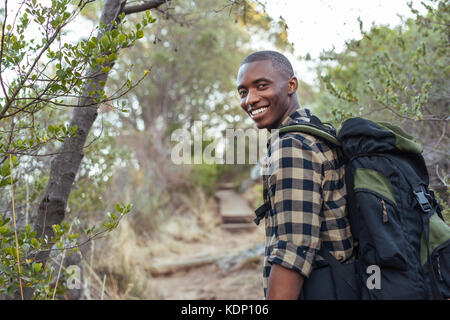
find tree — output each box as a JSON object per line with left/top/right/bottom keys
{"left": 0, "top": 0, "right": 296, "bottom": 299}
{"left": 314, "top": 0, "right": 449, "bottom": 205}
{"left": 106, "top": 0, "right": 293, "bottom": 133}
{"left": 101, "top": 0, "right": 295, "bottom": 197}
{"left": 0, "top": 0, "right": 166, "bottom": 299}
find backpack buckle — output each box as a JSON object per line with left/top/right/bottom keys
{"left": 254, "top": 202, "right": 270, "bottom": 225}
{"left": 413, "top": 189, "right": 432, "bottom": 213}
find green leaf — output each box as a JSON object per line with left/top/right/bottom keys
{"left": 108, "top": 53, "right": 117, "bottom": 62}
{"left": 22, "top": 243, "right": 30, "bottom": 253}
{"left": 31, "top": 238, "right": 40, "bottom": 248}
{"left": 111, "top": 29, "right": 119, "bottom": 39}
{"left": 117, "top": 34, "right": 126, "bottom": 44}
{"left": 6, "top": 285, "right": 14, "bottom": 298}
{"left": 0, "top": 225, "right": 12, "bottom": 235}
{"left": 33, "top": 263, "right": 42, "bottom": 273}
{"left": 0, "top": 162, "right": 11, "bottom": 177}
{"left": 50, "top": 83, "right": 60, "bottom": 92}
{"left": 0, "top": 218, "right": 10, "bottom": 227}
{"left": 100, "top": 35, "right": 110, "bottom": 48}
{"left": 87, "top": 40, "right": 96, "bottom": 49}
{"left": 56, "top": 69, "right": 66, "bottom": 79}
{"left": 50, "top": 19, "right": 59, "bottom": 29}
{"left": 63, "top": 12, "right": 70, "bottom": 21}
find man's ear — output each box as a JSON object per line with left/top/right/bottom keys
{"left": 287, "top": 76, "right": 298, "bottom": 96}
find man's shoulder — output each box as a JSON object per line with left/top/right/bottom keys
{"left": 273, "top": 130, "right": 334, "bottom": 159}
{"left": 267, "top": 131, "right": 344, "bottom": 175}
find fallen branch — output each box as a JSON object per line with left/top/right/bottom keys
{"left": 148, "top": 255, "right": 222, "bottom": 276}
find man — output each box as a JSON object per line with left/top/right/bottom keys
{"left": 236, "top": 51, "right": 354, "bottom": 300}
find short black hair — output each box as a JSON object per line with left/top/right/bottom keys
{"left": 241, "top": 51, "right": 294, "bottom": 78}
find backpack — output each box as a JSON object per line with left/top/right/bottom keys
{"left": 255, "top": 116, "right": 450, "bottom": 299}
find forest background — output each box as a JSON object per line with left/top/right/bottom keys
{"left": 0, "top": 0, "right": 448, "bottom": 299}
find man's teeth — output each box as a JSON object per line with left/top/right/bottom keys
{"left": 251, "top": 107, "right": 268, "bottom": 116}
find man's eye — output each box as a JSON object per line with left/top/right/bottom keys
{"left": 257, "top": 83, "right": 268, "bottom": 89}
{"left": 239, "top": 90, "right": 247, "bottom": 97}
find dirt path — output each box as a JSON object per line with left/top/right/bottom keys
{"left": 215, "top": 189, "right": 254, "bottom": 222}
{"left": 146, "top": 189, "right": 266, "bottom": 300}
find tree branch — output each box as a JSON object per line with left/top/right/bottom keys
{"left": 121, "top": 0, "right": 167, "bottom": 15}
{"left": 0, "top": 0, "right": 10, "bottom": 101}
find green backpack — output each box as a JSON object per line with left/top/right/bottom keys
{"left": 256, "top": 116, "right": 450, "bottom": 299}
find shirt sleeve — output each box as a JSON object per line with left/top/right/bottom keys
{"left": 266, "top": 135, "right": 326, "bottom": 279}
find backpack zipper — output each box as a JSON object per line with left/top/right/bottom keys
{"left": 380, "top": 199, "right": 388, "bottom": 223}
{"left": 437, "top": 256, "right": 443, "bottom": 281}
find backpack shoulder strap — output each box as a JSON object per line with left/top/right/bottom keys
{"left": 278, "top": 116, "right": 341, "bottom": 148}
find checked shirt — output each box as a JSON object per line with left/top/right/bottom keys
{"left": 261, "top": 108, "right": 354, "bottom": 297}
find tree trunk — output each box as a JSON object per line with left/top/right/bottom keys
{"left": 21, "top": 0, "right": 165, "bottom": 300}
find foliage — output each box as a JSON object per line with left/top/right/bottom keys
{"left": 67, "top": 116, "right": 133, "bottom": 217}
{"left": 0, "top": 0, "right": 157, "bottom": 298}
{"left": 316, "top": 0, "right": 448, "bottom": 123}
{"left": 101, "top": 0, "right": 294, "bottom": 207}
{"left": 189, "top": 163, "right": 228, "bottom": 195}
{"left": 0, "top": 202, "right": 131, "bottom": 299}
{"left": 106, "top": 0, "right": 294, "bottom": 134}
{"left": 314, "top": 0, "right": 449, "bottom": 202}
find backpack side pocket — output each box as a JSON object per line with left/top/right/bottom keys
{"left": 353, "top": 168, "right": 408, "bottom": 270}
{"left": 421, "top": 212, "right": 450, "bottom": 299}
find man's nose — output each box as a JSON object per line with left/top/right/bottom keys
{"left": 245, "top": 89, "right": 260, "bottom": 108}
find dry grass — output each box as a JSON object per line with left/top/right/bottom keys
{"left": 86, "top": 186, "right": 223, "bottom": 299}
{"left": 75, "top": 128, "right": 264, "bottom": 300}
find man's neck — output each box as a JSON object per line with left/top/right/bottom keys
{"left": 268, "top": 99, "right": 300, "bottom": 132}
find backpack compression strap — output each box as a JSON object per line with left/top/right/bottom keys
{"left": 384, "top": 155, "right": 444, "bottom": 300}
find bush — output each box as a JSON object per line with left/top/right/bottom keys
{"left": 189, "top": 163, "right": 227, "bottom": 195}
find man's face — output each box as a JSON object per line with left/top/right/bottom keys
{"left": 237, "top": 60, "right": 292, "bottom": 130}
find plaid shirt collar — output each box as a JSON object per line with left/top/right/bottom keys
{"left": 280, "top": 107, "right": 311, "bottom": 127}
{"left": 268, "top": 107, "right": 311, "bottom": 144}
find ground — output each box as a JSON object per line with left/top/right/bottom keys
{"left": 145, "top": 188, "right": 266, "bottom": 300}
{"left": 89, "top": 184, "right": 267, "bottom": 300}
{"left": 147, "top": 224, "right": 266, "bottom": 300}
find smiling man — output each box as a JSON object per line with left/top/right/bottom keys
{"left": 237, "top": 51, "right": 354, "bottom": 300}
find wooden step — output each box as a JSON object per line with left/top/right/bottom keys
{"left": 215, "top": 189, "right": 254, "bottom": 223}
{"left": 221, "top": 215, "right": 254, "bottom": 224}
{"left": 221, "top": 223, "right": 256, "bottom": 232}
{"left": 218, "top": 182, "right": 234, "bottom": 189}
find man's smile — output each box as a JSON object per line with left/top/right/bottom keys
{"left": 249, "top": 105, "right": 269, "bottom": 119}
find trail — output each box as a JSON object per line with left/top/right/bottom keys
{"left": 146, "top": 186, "right": 266, "bottom": 300}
